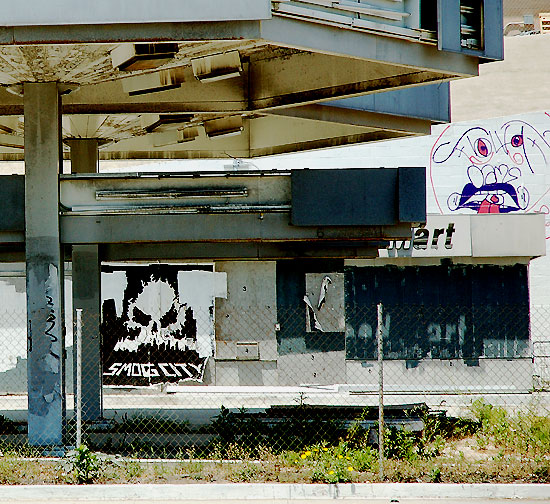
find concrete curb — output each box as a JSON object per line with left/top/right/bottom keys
{"left": 0, "top": 483, "right": 549, "bottom": 501}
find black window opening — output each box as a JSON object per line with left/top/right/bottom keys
{"left": 420, "top": 0, "right": 438, "bottom": 33}
{"left": 460, "top": 0, "right": 484, "bottom": 51}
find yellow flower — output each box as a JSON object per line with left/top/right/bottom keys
{"left": 300, "top": 453, "right": 307, "bottom": 459}
{"left": 345, "top": 456, "right": 350, "bottom": 460}
{"left": 338, "top": 455, "right": 343, "bottom": 459}
{"left": 305, "top": 451, "right": 311, "bottom": 456}
{"left": 328, "top": 470, "right": 335, "bottom": 475}
{"left": 322, "top": 447, "right": 329, "bottom": 452}
{"left": 347, "top": 466, "right": 354, "bottom": 472}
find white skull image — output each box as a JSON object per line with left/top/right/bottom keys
{"left": 114, "top": 279, "right": 195, "bottom": 353}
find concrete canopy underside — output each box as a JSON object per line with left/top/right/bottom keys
{"left": 0, "top": 10, "right": 476, "bottom": 160}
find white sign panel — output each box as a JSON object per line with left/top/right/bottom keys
{"left": 0, "top": 1, "right": 271, "bottom": 26}
{"left": 380, "top": 215, "right": 472, "bottom": 258}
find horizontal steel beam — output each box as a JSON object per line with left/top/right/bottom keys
{"left": 0, "top": 21, "right": 263, "bottom": 45}
{"left": 0, "top": 0, "right": 272, "bottom": 26}
{"left": 60, "top": 212, "right": 414, "bottom": 244}
{"left": 101, "top": 241, "right": 386, "bottom": 261}
{"left": 0, "top": 170, "right": 423, "bottom": 249}
{"left": 259, "top": 15, "right": 480, "bottom": 77}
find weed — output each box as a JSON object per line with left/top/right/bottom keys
{"left": 429, "top": 466, "right": 442, "bottom": 482}
{"left": 384, "top": 426, "right": 417, "bottom": 461}
{"left": 180, "top": 460, "right": 204, "bottom": 480}
{"left": 65, "top": 445, "right": 102, "bottom": 484}
{"left": 152, "top": 463, "right": 169, "bottom": 480}
{"left": 123, "top": 459, "right": 143, "bottom": 480}
{"left": 471, "top": 400, "right": 550, "bottom": 458}
{"left": 229, "top": 462, "right": 261, "bottom": 482}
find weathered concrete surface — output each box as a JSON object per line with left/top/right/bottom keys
{"left": 24, "top": 82, "right": 65, "bottom": 446}
{"left": 0, "top": 483, "right": 549, "bottom": 502}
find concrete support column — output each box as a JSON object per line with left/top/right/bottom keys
{"left": 72, "top": 245, "right": 102, "bottom": 420}
{"left": 66, "top": 138, "right": 99, "bottom": 174}
{"left": 69, "top": 138, "right": 102, "bottom": 420}
{"left": 24, "top": 82, "right": 65, "bottom": 446}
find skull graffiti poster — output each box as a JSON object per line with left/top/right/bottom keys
{"left": 101, "top": 263, "right": 222, "bottom": 385}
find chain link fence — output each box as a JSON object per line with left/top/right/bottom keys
{"left": 0, "top": 303, "right": 549, "bottom": 458}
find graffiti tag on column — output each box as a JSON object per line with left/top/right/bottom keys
{"left": 429, "top": 114, "right": 550, "bottom": 237}
{"left": 44, "top": 264, "right": 60, "bottom": 367}
{"left": 45, "top": 294, "right": 59, "bottom": 359}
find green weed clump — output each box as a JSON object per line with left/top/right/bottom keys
{"left": 290, "top": 442, "right": 376, "bottom": 483}
{"left": 472, "top": 400, "right": 550, "bottom": 458}
{"left": 64, "top": 444, "right": 102, "bottom": 484}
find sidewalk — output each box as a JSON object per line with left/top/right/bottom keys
{"left": 0, "top": 483, "right": 549, "bottom": 502}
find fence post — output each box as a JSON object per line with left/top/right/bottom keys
{"left": 377, "top": 302, "right": 384, "bottom": 480}
{"left": 76, "top": 308, "right": 82, "bottom": 448}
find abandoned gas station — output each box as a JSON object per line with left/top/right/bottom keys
{"left": 0, "top": 0, "right": 539, "bottom": 449}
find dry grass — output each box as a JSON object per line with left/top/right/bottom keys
{"left": 0, "top": 447, "right": 548, "bottom": 485}
{"left": 0, "top": 401, "right": 549, "bottom": 485}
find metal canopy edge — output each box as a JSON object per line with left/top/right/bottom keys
{"left": 0, "top": 0, "right": 272, "bottom": 26}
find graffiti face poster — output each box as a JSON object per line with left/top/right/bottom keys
{"left": 101, "top": 263, "right": 222, "bottom": 386}
{"left": 429, "top": 114, "right": 550, "bottom": 225}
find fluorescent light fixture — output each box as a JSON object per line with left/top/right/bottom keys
{"left": 192, "top": 51, "right": 242, "bottom": 83}
{"left": 141, "top": 114, "right": 194, "bottom": 133}
{"left": 204, "top": 116, "right": 244, "bottom": 139}
{"left": 96, "top": 187, "right": 248, "bottom": 200}
{"left": 179, "top": 126, "right": 200, "bottom": 143}
{"left": 121, "top": 68, "right": 184, "bottom": 96}
{"left": 111, "top": 43, "right": 179, "bottom": 71}
{"left": 150, "top": 126, "right": 200, "bottom": 147}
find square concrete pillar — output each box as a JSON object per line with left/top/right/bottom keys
{"left": 66, "top": 138, "right": 99, "bottom": 174}
{"left": 72, "top": 244, "right": 102, "bottom": 420}
{"left": 24, "top": 82, "right": 65, "bottom": 446}
{"left": 69, "top": 138, "right": 103, "bottom": 421}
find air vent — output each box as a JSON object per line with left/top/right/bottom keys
{"left": 111, "top": 43, "right": 179, "bottom": 72}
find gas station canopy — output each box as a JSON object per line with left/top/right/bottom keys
{"left": 0, "top": 0, "right": 501, "bottom": 160}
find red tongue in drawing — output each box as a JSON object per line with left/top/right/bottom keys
{"left": 478, "top": 195, "right": 501, "bottom": 214}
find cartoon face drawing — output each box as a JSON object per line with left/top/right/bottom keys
{"left": 430, "top": 117, "right": 550, "bottom": 217}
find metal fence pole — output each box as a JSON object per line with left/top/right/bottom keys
{"left": 76, "top": 308, "right": 82, "bottom": 448}
{"left": 377, "top": 302, "right": 384, "bottom": 480}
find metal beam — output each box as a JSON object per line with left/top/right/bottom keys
{"left": 259, "top": 15, "right": 480, "bottom": 77}
{"left": 102, "top": 241, "right": 385, "bottom": 261}
{"left": 0, "top": 0, "right": 271, "bottom": 26}
{"left": 267, "top": 105, "right": 432, "bottom": 135}
{"left": 58, "top": 55, "right": 450, "bottom": 115}
{"left": 326, "top": 83, "right": 451, "bottom": 123}
{"left": 0, "top": 21, "right": 263, "bottom": 45}
{"left": 61, "top": 212, "right": 415, "bottom": 244}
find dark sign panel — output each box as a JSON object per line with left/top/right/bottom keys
{"left": 290, "top": 167, "right": 426, "bottom": 227}
{"left": 275, "top": 260, "right": 529, "bottom": 363}
{"left": 345, "top": 264, "right": 530, "bottom": 362}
